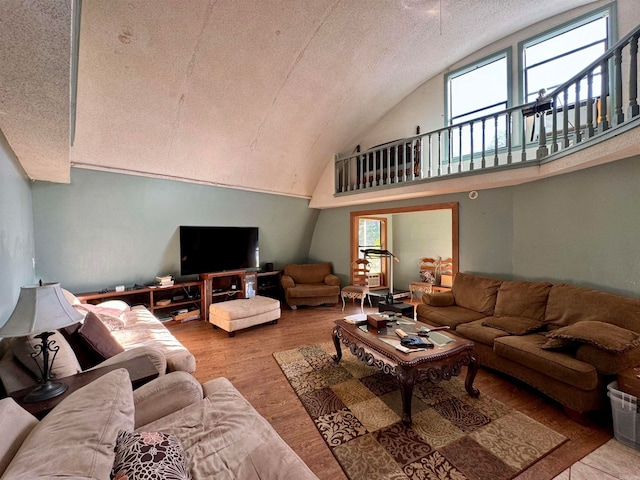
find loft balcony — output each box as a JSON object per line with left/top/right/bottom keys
{"left": 334, "top": 23, "right": 640, "bottom": 198}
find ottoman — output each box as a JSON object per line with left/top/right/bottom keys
{"left": 209, "top": 296, "right": 281, "bottom": 337}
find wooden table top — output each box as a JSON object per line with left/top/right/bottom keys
{"left": 334, "top": 317, "right": 473, "bottom": 368}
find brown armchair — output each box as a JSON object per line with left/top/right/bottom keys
{"left": 281, "top": 263, "right": 340, "bottom": 309}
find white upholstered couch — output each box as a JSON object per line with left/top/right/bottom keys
{"left": 0, "top": 293, "right": 195, "bottom": 395}
{"left": 0, "top": 369, "right": 319, "bottom": 479}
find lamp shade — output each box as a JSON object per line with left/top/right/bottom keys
{"left": 0, "top": 283, "right": 83, "bottom": 337}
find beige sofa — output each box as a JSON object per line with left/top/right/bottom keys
{"left": 417, "top": 272, "right": 640, "bottom": 416}
{"left": 0, "top": 297, "right": 195, "bottom": 395}
{"left": 281, "top": 263, "right": 340, "bottom": 309}
{"left": 0, "top": 369, "right": 318, "bottom": 479}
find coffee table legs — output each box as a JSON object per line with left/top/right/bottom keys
{"left": 332, "top": 325, "right": 342, "bottom": 363}
{"left": 465, "top": 355, "right": 480, "bottom": 397}
{"left": 398, "top": 356, "right": 480, "bottom": 427}
{"left": 397, "top": 367, "right": 416, "bottom": 426}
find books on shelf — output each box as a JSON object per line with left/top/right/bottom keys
{"left": 155, "top": 275, "right": 174, "bottom": 287}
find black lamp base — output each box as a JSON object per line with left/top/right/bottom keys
{"left": 23, "top": 380, "right": 69, "bottom": 403}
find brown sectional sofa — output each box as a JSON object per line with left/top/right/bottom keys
{"left": 416, "top": 272, "right": 640, "bottom": 416}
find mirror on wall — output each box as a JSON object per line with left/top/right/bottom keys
{"left": 350, "top": 203, "right": 459, "bottom": 294}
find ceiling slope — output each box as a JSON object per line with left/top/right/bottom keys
{"left": 2, "top": 0, "right": 597, "bottom": 196}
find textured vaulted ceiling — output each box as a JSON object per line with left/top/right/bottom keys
{"left": 1, "top": 0, "right": 597, "bottom": 198}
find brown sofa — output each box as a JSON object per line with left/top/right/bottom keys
{"left": 417, "top": 272, "right": 640, "bottom": 416}
{"left": 0, "top": 369, "right": 318, "bottom": 479}
{"left": 281, "top": 263, "right": 340, "bottom": 309}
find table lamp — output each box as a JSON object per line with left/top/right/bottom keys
{"left": 0, "top": 282, "right": 83, "bottom": 402}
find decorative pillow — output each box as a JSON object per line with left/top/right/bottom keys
{"left": 98, "top": 314, "right": 126, "bottom": 331}
{"left": 419, "top": 270, "right": 436, "bottom": 284}
{"left": 78, "top": 312, "right": 125, "bottom": 360}
{"left": 2, "top": 369, "right": 134, "bottom": 479}
{"left": 540, "top": 337, "right": 577, "bottom": 351}
{"left": 546, "top": 320, "right": 640, "bottom": 353}
{"left": 111, "top": 431, "right": 192, "bottom": 480}
{"left": 482, "top": 317, "right": 544, "bottom": 335}
{"left": 12, "top": 331, "right": 82, "bottom": 380}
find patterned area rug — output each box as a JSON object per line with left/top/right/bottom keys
{"left": 274, "top": 343, "right": 567, "bottom": 480}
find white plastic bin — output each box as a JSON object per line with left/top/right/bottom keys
{"left": 607, "top": 381, "right": 640, "bottom": 450}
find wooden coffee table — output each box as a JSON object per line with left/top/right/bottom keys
{"left": 332, "top": 317, "right": 479, "bottom": 426}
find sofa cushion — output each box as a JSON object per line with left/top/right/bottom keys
{"left": 286, "top": 284, "right": 340, "bottom": 298}
{"left": 112, "top": 431, "right": 191, "bottom": 480}
{"left": 284, "top": 263, "right": 332, "bottom": 284}
{"left": 456, "top": 319, "right": 510, "bottom": 347}
{"left": 540, "top": 337, "right": 577, "bottom": 352}
{"left": 12, "top": 330, "right": 81, "bottom": 380}
{"left": 2, "top": 369, "right": 134, "bottom": 479}
{"left": 451, "top": 273, "right": 502, "bottom": 316}
{"left": 141, "top": 377, "right": 318, "bottom": 480}
{"left": 0, "top": 398, "right": 38, "bottom": 477}
{"left": 545, "top": 284, "right": 640, "bottom": 332}
{"left": 546, "top": 321, "right": 640, "bottom": 353}
{"left": 113, "top": 306, "right": 196, "bottom": 373}
{"left": 494, "top": 334, "right": 598, "bottom": 391}
{"left": 494, "top": 280, "right": 552, "bottom": 321}
{"left": 416, "top": 304, "right": 486, "bottom": 329}
{"left": 482, "top": 316, "right": 545, "bottom": 335}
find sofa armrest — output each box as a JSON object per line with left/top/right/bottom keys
{"left": 88, "top": 346, "right": 167, "bottom": 377}
{"left": 134, "top": 372, "right": 203, "bottom": 429}
{"left": 422, "top": 291, "right": 455, "bottom": 307}
{"left": 324, "top": 274, "right": 340, "bottom": 287}
{"left": 281, "top": 275, "right": 295, "bottom": 289}
{"left": 575, "top": 344, "right": 640, "bottom": 375}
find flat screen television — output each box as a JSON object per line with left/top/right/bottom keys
{"left": 180, "top": 226, "right": 259, "bottom": 276}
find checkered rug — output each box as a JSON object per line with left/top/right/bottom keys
{"left": 273, "top": 343, "right": 567, "bottom": 480}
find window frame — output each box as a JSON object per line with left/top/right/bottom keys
{"left": 444, "top": 48, "right": 513, "bottom": 127}
{"left": 517, "top": 3, "right": 617, "bottom": 106}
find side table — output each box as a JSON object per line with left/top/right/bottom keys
{"left": 10, "top": 355, "right": 159, "bottom": 419}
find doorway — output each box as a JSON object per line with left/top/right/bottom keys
{"left": 350, "top": 203, "right": 459, "bottom": 291}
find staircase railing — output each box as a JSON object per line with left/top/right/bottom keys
{"left": 335, "top": 23, "right": 640, "bottom": 195}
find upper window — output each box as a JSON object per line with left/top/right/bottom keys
{"left": 446, "top": 52, "right": 509, "bottom": 126}
{"left": 521, "top": 7, "right": 612, "bottom": 104}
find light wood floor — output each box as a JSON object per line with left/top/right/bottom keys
{"left": 167, "top": 304, "right": 614, "bottom": 480}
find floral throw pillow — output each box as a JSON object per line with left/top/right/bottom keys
{"left": 111, "top": 431, "right": 192, "bottom": 480}
{"left": 419, "top": 270, "right": 436, "bottom": 284}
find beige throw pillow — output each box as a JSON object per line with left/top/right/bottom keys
{"left": 12, "top": 331, "right": 81, "bottom": 380}
{"left": 2, "top": 369, "right": 135, "bottom": 479}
